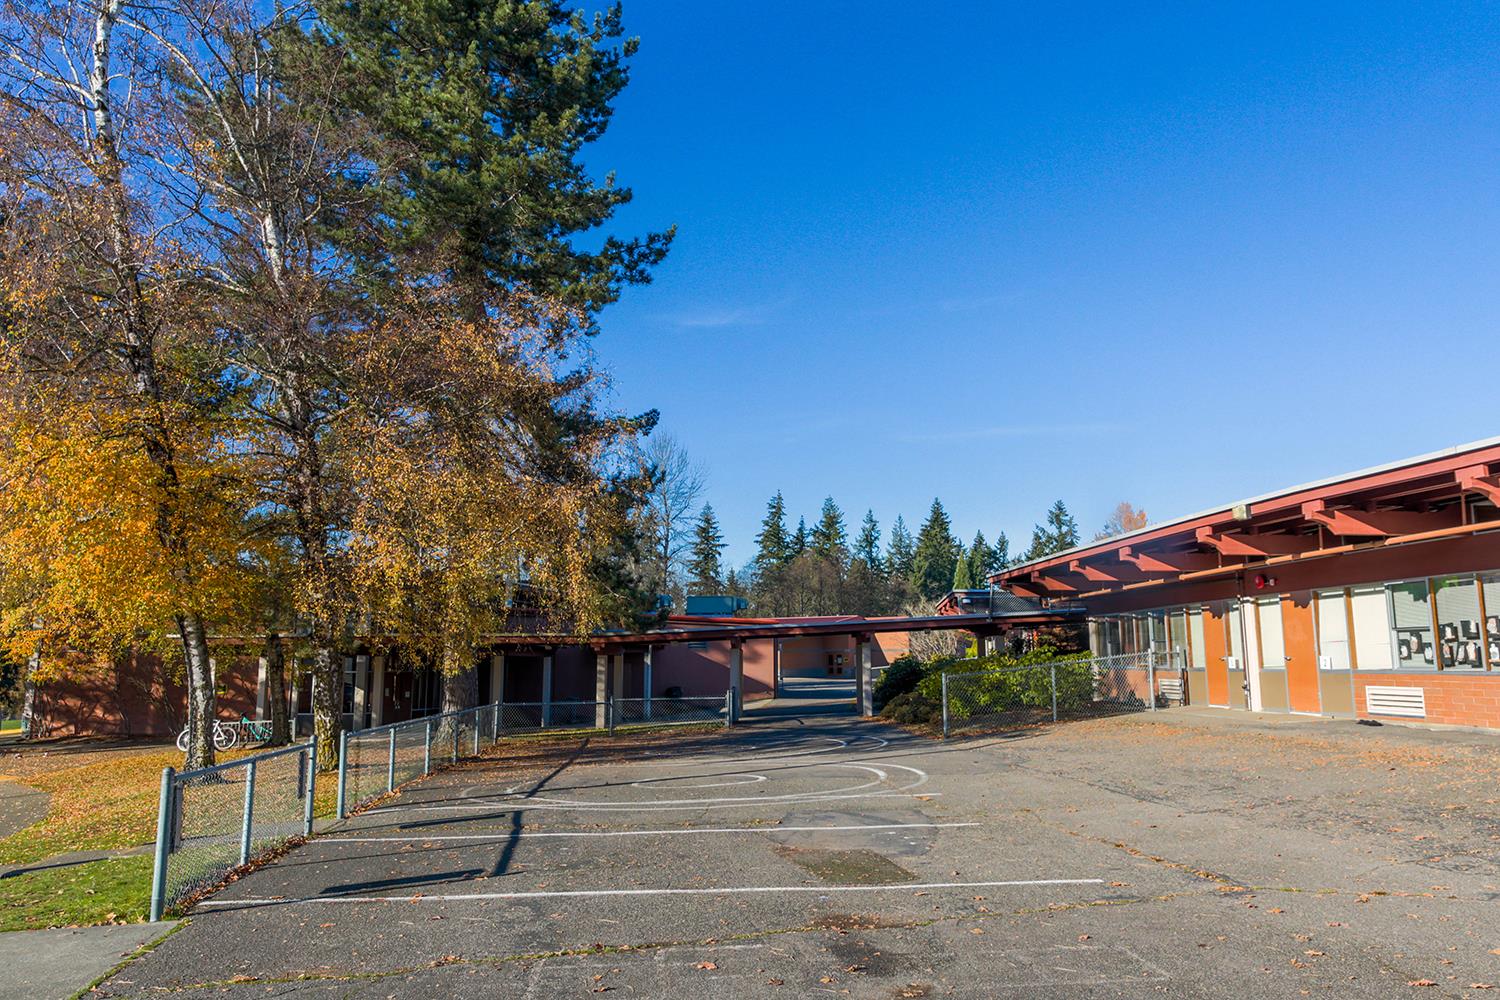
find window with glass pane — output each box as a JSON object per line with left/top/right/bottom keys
{"left": 1189, "top": 608, "right": 1206, "bottom": 669}
{"left": 1171, "top": 610, "right": 1189, "bottom": 666}
{"left": 1482, "top": 575, "right": 1500, "bottom": 668}
{"left": 1433, "top": 576, "right": 1484, "bottom": 669}
{"left": 1227, "top": 602, "right": 1245, "bottom": 665}
{"left": 1315, "top": 590, "right": 1351, "bottom": 670}
{"left": 1388, "top": 580, "right": 1436, "bottom": 670}
{"left": 1350, "top": 585, "right": 1392, "bottom": 669}
{"left": 1257, "top": 597, "right": 1285, "bottom": 668}
{"left": 1149, "top": 611, "right": 1168, "bottom": 654}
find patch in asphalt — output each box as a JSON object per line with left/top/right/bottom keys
{"left": 773, "top": 845, "right": 918, "bottom": 884}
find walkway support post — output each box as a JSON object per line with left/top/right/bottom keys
{"left": 541, "top": 654, "right": 554, "bottom": 728}
{"left": 149, "top": 767, "right": 174, "bottom": 922}
{"left": 728, "top": 642, "right": 744, "bottom": 723}
{"left": 643, "top": 647, "right": 654, "bottom": 721}
{"left": 856, "top": 637, "right": 874, "bottom": 716}
{"left": 594, "top": 652, "right": 609, "bottom": 729}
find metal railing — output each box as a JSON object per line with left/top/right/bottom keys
{"left": 336, "top": 702, "right": 500, "bottom": 819}
{"left": 149, "top": 740, "right": 316, "bottom": 921}
{"left": 941, "top": 651, "right": 1180, "bottom": 738}
{"left": 611, "top": 696, "right": 726, "bottom": 728}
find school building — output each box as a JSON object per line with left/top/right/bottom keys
{"left": 993, "top": 436, "right": 1500, "bottom": 730}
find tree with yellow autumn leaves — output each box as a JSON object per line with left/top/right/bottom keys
{"left": 0, "top": 0, "right": 669, "bottom": 767}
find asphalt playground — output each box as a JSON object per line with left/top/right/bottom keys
{"left": 94, "top": 681, "right": 1500, "bottom": 998}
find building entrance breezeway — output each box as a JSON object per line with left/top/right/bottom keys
{"left": 744, "top": 676, "right": 857, "bottom": 720}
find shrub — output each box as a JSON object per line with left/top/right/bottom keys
{"left": 880, "top": 690, "right": 942, "bottom": 728}
{"left": 871, "top": 655, "right": 926, "bottom": 712}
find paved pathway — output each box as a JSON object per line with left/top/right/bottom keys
{"left": 0, "top": 923, "right": 176, "bottom": 1000}
{"left": 0, "top": 778, "right": 48, "bottom": 840}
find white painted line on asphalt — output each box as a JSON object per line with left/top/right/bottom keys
{"left": 199, "top": 878, "right": 1106, "bottom": 908}
{"left": 317, "top": 821, "right": 980, "bottom": 843}
{"left": 368, "top": 790, "right": 943, "bottom": 814}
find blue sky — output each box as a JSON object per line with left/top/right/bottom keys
{"left": 584, "top": 1, "right": 1500, "bottom": 567}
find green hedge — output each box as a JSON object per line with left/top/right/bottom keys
{"left": 878, "top": 646, "right": 1095, "bottom": 727}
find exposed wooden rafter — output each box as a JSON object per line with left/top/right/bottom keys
{"left": 1194, "top": 526, "right": 1322, "bottom": 557}
{"left": 1300, "top": 500, "right": 1460, "bottom": 538}
{"left": 1118, "top": 545, "right": 1219, "bottom": 574}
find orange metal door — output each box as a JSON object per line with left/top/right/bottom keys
{"left": 1281, "top": 594, "right": 1322, "bottom": 714}
{"left": 1203, "top": 604, "right": 1230, "bottom": 707}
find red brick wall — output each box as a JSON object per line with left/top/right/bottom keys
{"left": 30, "top": 651, "right": 260, "bottom": 738}
{"left": 1353, "top": 672, "right": 1500, "bottom": 729}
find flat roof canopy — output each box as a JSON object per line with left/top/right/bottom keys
{"left": 490, "top": 609, "right": 1085, "bottom": 653}
{"left": 994, "top": 436, "right": 1500, "bottom": 601}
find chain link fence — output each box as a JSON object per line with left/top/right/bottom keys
{"left": 499, "top": 700, "right": 607, "bottom": 734}
{"left": 941, "top": 651, "right": 1181, "bottom": 737}
{"left": 611, "top": 695, "right": 727, "bottom": 728}
{"left": 149, "top": 741, "right": 316, "bottom": 920}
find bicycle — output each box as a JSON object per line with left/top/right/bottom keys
{"left": 238, "top": 716, "right": 273, "bottom": 743}
{"left": 175, "top": 719, "right": 241, "bottom": 753}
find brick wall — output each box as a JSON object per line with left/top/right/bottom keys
{"left": 1353, "top": 672, "right": 1500, "bottom": 729}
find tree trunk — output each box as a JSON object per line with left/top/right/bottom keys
{"left": 265, "top": 633, "right": 289, "bottom": 746}
{"left": 440, "top": 643, "right": 477, "bottom": 716}
{"left": 310, "top": 646, "right": 342, "bottom": 770}
{"left": 19, "top": 646, "right": 39, "bottom": 740}
{"left": 177, "top": 614, "right": 217, "bottom": 769}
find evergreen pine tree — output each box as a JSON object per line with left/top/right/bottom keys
{"left": 298, "top": 0, "right": 673, "bottom": 332}
{"left": 810, "top": 497, "right": 847, "bottom": 559}
{"left": 886, "top": 516, "right": 915, "bottom": 579}
{"left": 791, "top": 516, "right": 809, "bottom": 556}
{"left": 911, "top": 499, "right": 961, "bottom": 601}
{"left": 991, "top": 531, "right": 1010, "bottom": 572}
{"left": 853, "top": 510, "right": 883, "bottom": 572}
{"left": 753, "top": 492, "right": 791, "bottom": 568}
{"left": 952, "top": 550, "right": 976, "bottom": 590}
{"left": 1022, "top": 500, "right": 1081, "bottom": 562}
{"left": 687, "top": 505, "right": 725, "bottom": 593}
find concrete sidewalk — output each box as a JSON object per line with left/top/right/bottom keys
{"left": 0, "top": 922, "right": 175, "bottom": 1000}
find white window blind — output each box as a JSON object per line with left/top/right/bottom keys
{"left": 1227, "top": 603, "right": 1245, "bottom": 665}
{"left": 1350, "top": 585, "right": 1392, "bottom": 670}
{"left": 1316, "top": 589, "right": 1351, "bottom": 670}
{"left": 1433, "top": 576, "right": 1484, "bottom": 669}
{"left": 1189, "top": 608, "right": 1207, "bottom": 669}
{"left": 1257, "top": 597, "right": 1285, "bottom": 668}
{"left": 1388, "top": 580, "right": 1436, "bottom": 669}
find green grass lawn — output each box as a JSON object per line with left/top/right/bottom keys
{"left": 0, "top": 855, "right": 153, "bottom": 932}
{"left": 0, "top": 744, "right": 340, "bottom": 929}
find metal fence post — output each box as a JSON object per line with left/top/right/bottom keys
{"left": 607, "top": 697, "right": 616, "bottom": 736}
{"left": 941, "top": 673, "right": 950, "bottom": 739}
{"left": 149, "top": 767, "right": 174, "bottom": 922}
{"left": 239, "top": 758, "right": 257, "bottom": 867}
{"left": 303, "top": 740, "right": 317, "bottom": 838}
{"left": 451, "top": 715, "right": 459, "bottom": 762}
{"left": 335, "top": 729, "right": 349, "bottom": 819}
{"left": 724, "top": 689, "right": 733, "bottom": 728}
{"left": 387, "top": 727, "right": 397, "bottom": 793}
{"left": 424, "top": 719, "right": 433, "bottom": 774}
{"left": 1050, "top": 664, "right": 1059, "bottom": 722}
{"left": 1147, "top": 651, "right": 1158, "bottom": 711}
{"left": 472, "top": 711, "right": 481, "bottom": 756}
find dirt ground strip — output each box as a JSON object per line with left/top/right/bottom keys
{"left": 94, "top": 710, "right": 1500, "bottom": 999}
